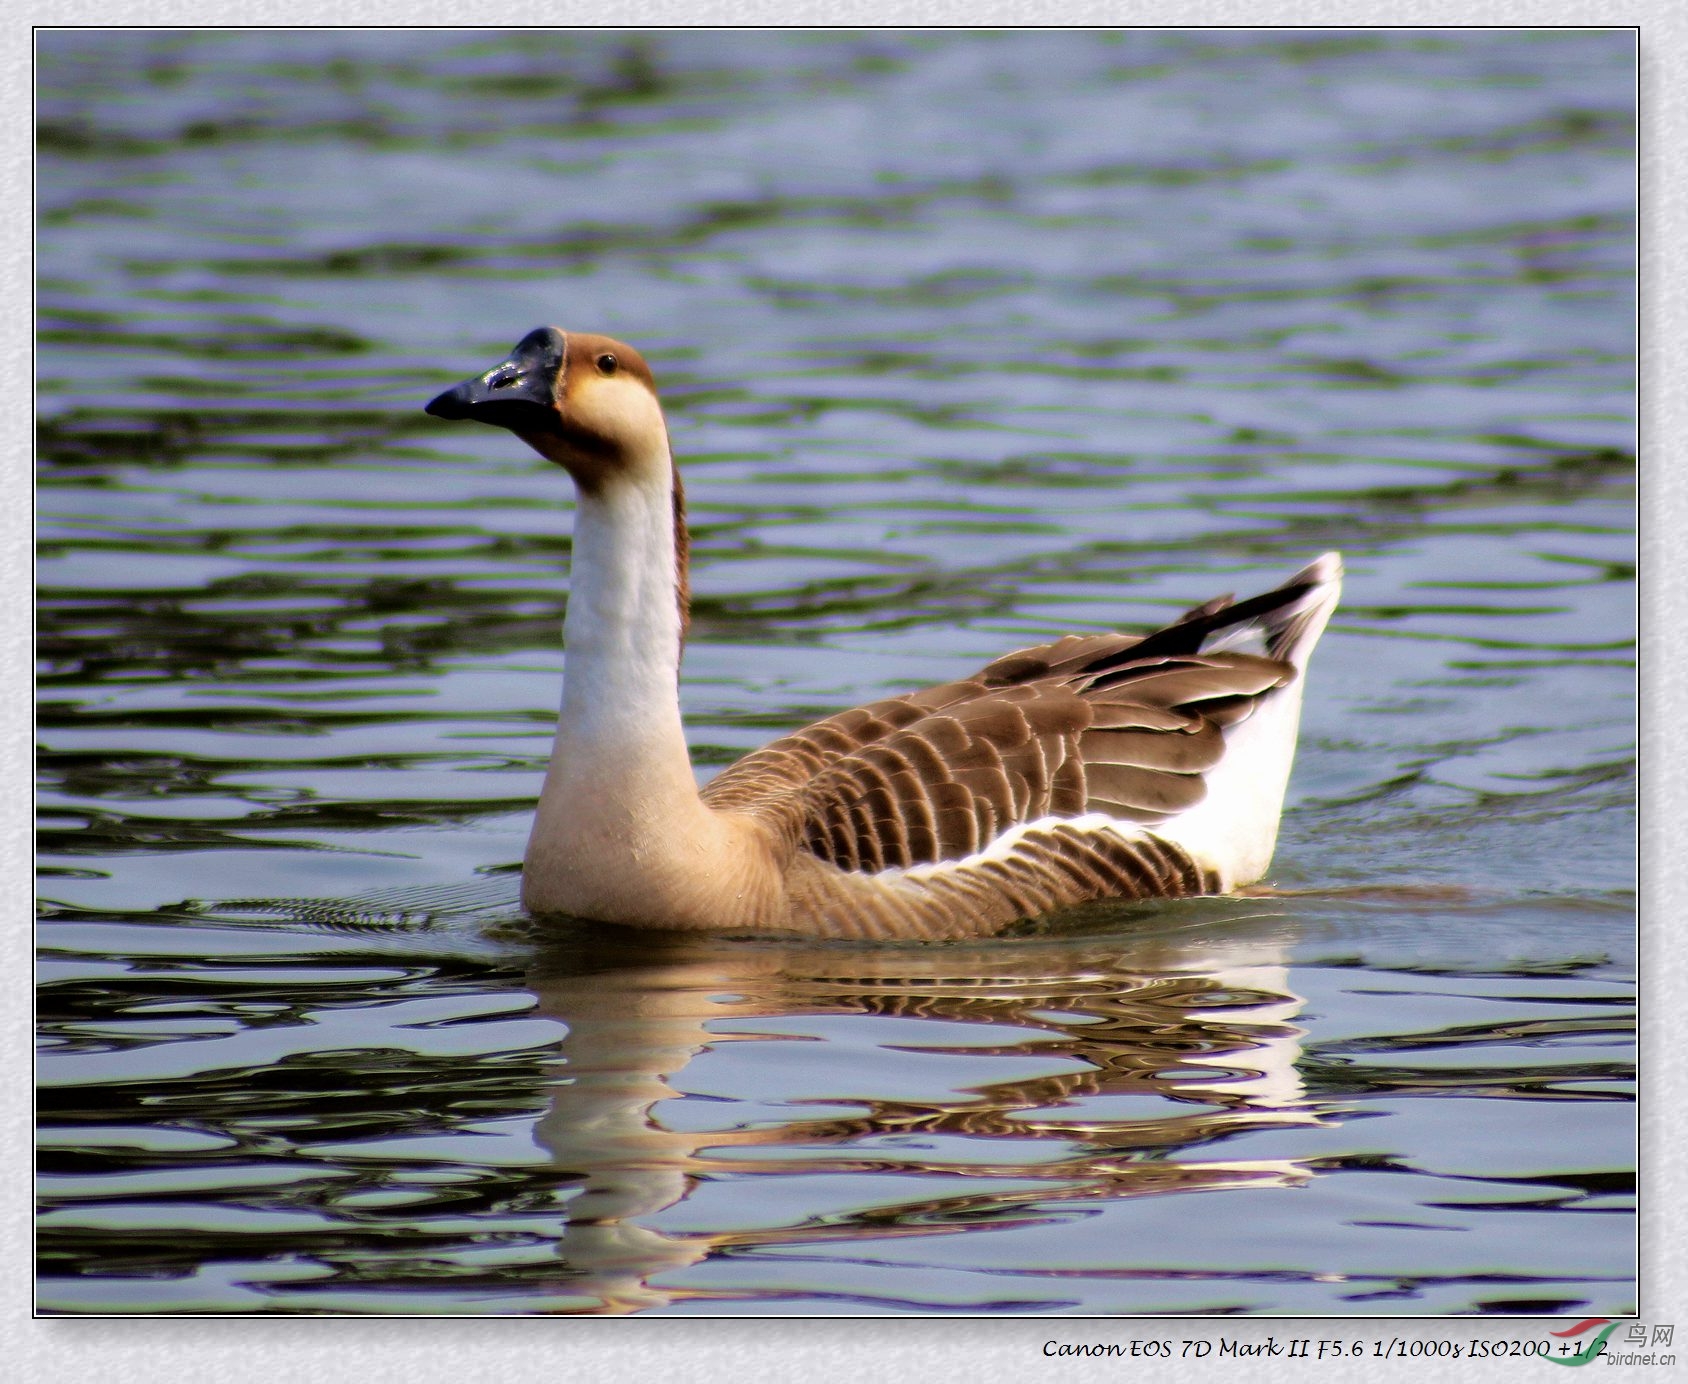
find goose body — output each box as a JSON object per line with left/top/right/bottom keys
{"left": 426, "top": 328, "right": 1341, "bottom": 941}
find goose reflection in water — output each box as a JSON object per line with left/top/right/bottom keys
{"left": 515, "top": 915, "right": 1325, "bottom": 1314}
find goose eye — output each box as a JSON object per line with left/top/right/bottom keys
{"left": 596, "top": 353, "right": 618, "bottom": 376}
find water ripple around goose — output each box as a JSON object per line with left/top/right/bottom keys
{"left": 36, "top": 29, "right": 1632, "bottom": 1319}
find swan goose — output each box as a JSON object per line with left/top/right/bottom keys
{"left": 426, "top": 327, "right": 1341, "bottom": 941}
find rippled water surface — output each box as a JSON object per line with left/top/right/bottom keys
{"left": 37, "top": 29, "right": 1635, "bottom": 1316}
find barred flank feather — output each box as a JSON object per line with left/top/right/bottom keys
{"left": 703, "top": 552, "right": 1342, "bottom": 936}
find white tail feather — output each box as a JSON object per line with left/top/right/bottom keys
{"left": 1154, "top": 553, "right": 1342, "bottom": 889}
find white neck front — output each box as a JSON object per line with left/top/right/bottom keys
{"left": 525, "top": 458, "right": 783, "bottom": 926}
{"left": 553, "top": 471, "right": 688, "bottom": 772}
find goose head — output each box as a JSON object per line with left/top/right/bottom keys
{"left": 425, "top": 327, "right": 668, "bottom": 491}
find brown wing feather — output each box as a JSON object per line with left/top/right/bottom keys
{"left": 782, "top": 818, "right": 1224, "bottom": 941}
{"left": 702, "top": 627, "right": 1297, "bottom": 870}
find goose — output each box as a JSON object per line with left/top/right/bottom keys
{"left": 425, "top": 327, "right": 1342, "bottom": 941}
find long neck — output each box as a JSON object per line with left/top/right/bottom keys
{"left": 553, "top": 469, "right": 691, "bottom": 778}
{"left": 523, "top": 459, "right": 779, "bottom": 924}
{"left": 525, "top": 457, "right": 787, "bottom": 926}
